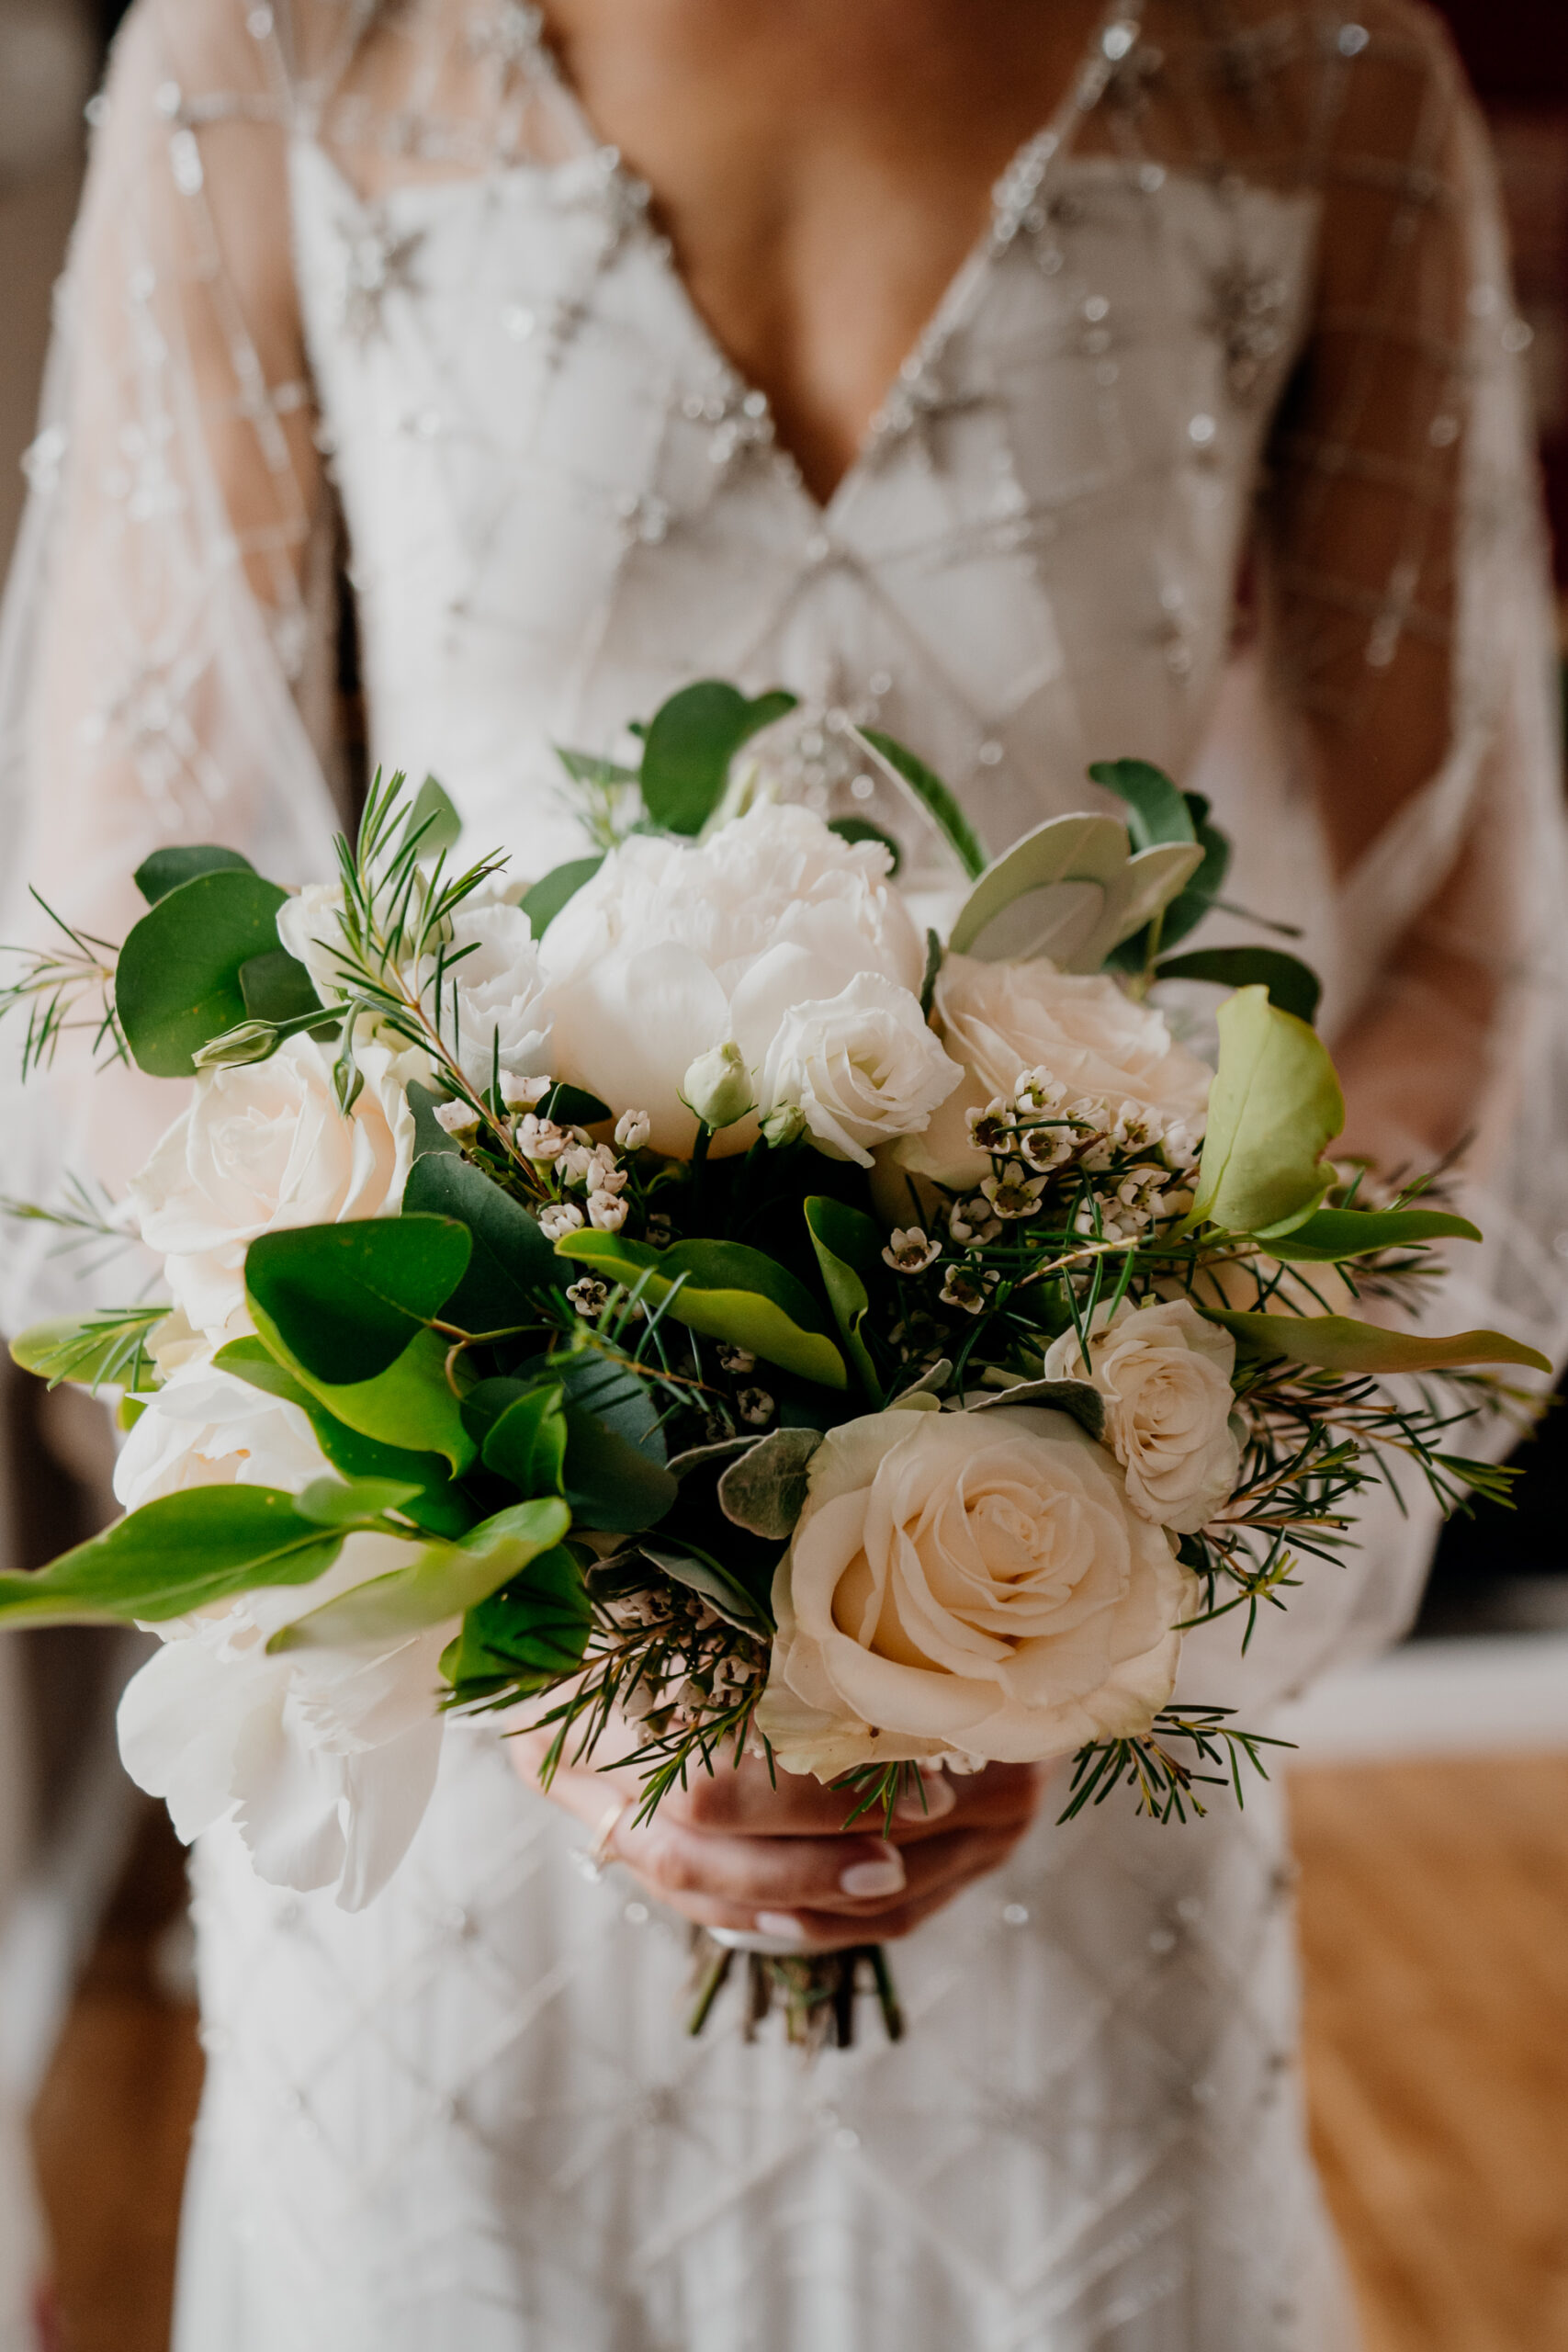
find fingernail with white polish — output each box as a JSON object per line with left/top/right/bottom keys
{"left": 756, "top": 1913, "right": 808, "bottom": 1942}
{"left": 708, "top": 1919, "right": 808, "bottom": 1955}
{"left": 895, "top": 1771, "right": 955, "bottom": 1823}
{"left": 840, "top": 1846, "right": 906, "bottom": 1899}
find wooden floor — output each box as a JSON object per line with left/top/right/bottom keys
{"left": 28, "top": 1755, "right": 1568, "bottom": 2352}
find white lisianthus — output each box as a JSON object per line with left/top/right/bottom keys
{"left": 127, "top": 1033, "right": 414, "bottom": 1342}
{"left": 117, "top": 1535, "right": 447, "bottom": 1911}
{"left": 539, "top": 804, "right": 927, "bottom": 1156}
{"left": 114, "top": 1360, "right": 327, "bottom": 1514}
{"left": 276, "top": 881, "right": 349, "bottom": 1005}
{"left": 1044, "top": 1297, "right": 1241, "bottom": 1533}
{"left": 755, "top": 1405, "right": 1195, "bottom": 1777}
{"left": 758, "top": 971, "right": 961, "bottom": 1169}
{"left": 901, "top": 953, "right": 1213, "bottom": 1191}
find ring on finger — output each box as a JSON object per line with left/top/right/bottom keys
{"left": 577, "top": 1794, "right": 632, "bottom": 1883}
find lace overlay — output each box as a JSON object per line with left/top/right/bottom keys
{"left": 1, "top": 2, "right": 1563, "bottom": 2344}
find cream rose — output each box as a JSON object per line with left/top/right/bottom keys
{"left": 127, "top": 1032, "right": 414, "bottom": 1341}
{"left": 758, "top": 970, "right": 961, "bottom": 1167}
{"left": 1044, "top": 1298, "right": 1241, "bottom": 1533}
{"left": 900, "top": 953, "right": 1213, "bottom": 1190}
{"left": 755, "top": 1405, "right": 1196, "bottom": 1777}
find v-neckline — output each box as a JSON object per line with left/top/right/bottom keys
{"left": 529, "top": 1, "right": 1142, "bottom": 520}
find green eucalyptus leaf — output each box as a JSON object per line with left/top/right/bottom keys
{"left": 213, "top": 1337, "right": 474, "bottom": 1535}
{"left": 804, "top": 1195, "right": 882, "bottom": 1401}
{"left": 640, "top": 681, "right": 799, "bottom": 835}
{"left": 479, "top": 1384, "right": 570, "bottom": 1494}
{"left": 716, "top": 1425, "right": 823, "bottom": 1540}
{"left": 132, "top": 844, "right": 255, "bottom": 907}
{"left": 561, "top": 1404, "right": 679, "bottom": 1532}
{"left": 853, "top": 727, "right": 987, "bottom": 880}
{"left": 552, "top": 1232, "right": 846, "bottom": 1388}
{"left": 1189, "top": 986, "right": 1344, "bottom": 1240}
{"left": 401, "top": 774, "right": 463, "bottom": 860}
{"left": 947, "top": 812, "right": 1201, "bottom": 971}
{"left": 1155, "top": 946, "right": 1322, "bottom": 1025}
{"left": 116, "top": 869, "right": 292, "bottom": 1076}
{"left": 402, "top": 1154, "right": 554, "bottom": 1333}
{"left": 1107, "top": 796, "right": 1233, "bottom": 969}
{"left": 442, "top": 1542, "right": 592, "bottom": 1692}
{"left": 238, "top": 947, "right": 324, "bottom": 1027}
{"left": 520, "top": 855, "right": 605, "bottom": 939}
{"left": 0, "top": 1487, "right": 345, "bottom": 1628}
{"left": 269, "top": 1497, "right": 572, "bottom": 1651}
{"left": 1087, "top": 757, "right": 1195, "bottom": 849}
{"left": 1264, "top": 1205, "right": 1483, "bottom": 1262}
{"left": 1200, "top": 1307, "right": 1550, "bottom": 1379}
{"left": 244, "top": 1215, "right": 473, "bottom": 1385}
{"left": 967, "top": 1377, "right": 1107, "bottom": 1441}
{"left": 237, "top": 1316, "right": 476, "bottom": 1475}
{"left": 407, "top": 1081, "right": 464, "bottom": 1159}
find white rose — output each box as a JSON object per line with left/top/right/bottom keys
{"left": 127, "top": 1032, "right": 414, "bottom": 1341}
{"left": 276, "top": 881, "right": 349, "bottom": 1005}
{"left": 1044, "top": 1297, "right": 1241, "bottom": 1533}
{"left": 117, "top": 1533, "right": 446, "bottom": 1910}
{"left": 433, "top": 900, "right": 553, "bottom": 1091}
{"left": 755, "top": 1405, "right": 1196, "bottom": 1777}
{"left": 114, "top": 1359, "right": 326, "bottom": 1513}
{"left": 758, "top": 971, "right": 961, "bottom": 1168}
{"left": 901, "top": 953, "right": 1213, "bottom": 1190}
{"left": 539, "top": 803, "right": 926, "bottom": 1156}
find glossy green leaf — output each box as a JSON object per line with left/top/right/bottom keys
{"left": 854, "top": 727, "right": 987, "bottom": 879}
{"left": 214, "top": 1337, "right": 474, "bottom": 1535}
{"left": 238, "top": 1316, "right": 476, "bottom": 1474}
{"left": 640, "top": 681, "right": 799, "bottom": 835}
{"left": 1264, "top": 1205, "right": 1483, "bottom": 1262}
{"left": 479, "top": 1384, "right": 569, "bottom": 1494}
{"left": 520, "top": 854, "right": 606, "bottom": 939}
{"left": 1189, "top": 986, "right": 1344, "bottom": 1240}
{"left": 132, "top": 844, "right": 255, "bottom": 907}
{"left": 245, "top": 1215, "right": 473, "bottom": 1385}
{"left": 239, "top": 946, "right": 324, "bottom": 1027}
{"left": 402, "top": 1155, "right": 554, "bottom": 1333}
{"left": 401, "top": 774, "right": 463, "bottom": 859}
{"left": 536, "top": 1080, "right": 611, "bottom": 1127}
{"left": 561, "top": 1404, "right": 679, "bottom": 1532}
{"left": 0, "top": 1487, "right": 346, "bottom": 1628}
{"left": 552, "top": 1232, "right": 846, "bottom": 1388}
{"left": 716, "top": 1426, "right": 822, "bottom": 1540}
{"left": 1088, "top": 757, "right": 1195, "bottom": 849}
{"left": 1154, "top": 946, "right": 1322, "bottom": 1025}
{"left": 442, "top": 1542, "right": 592, "bottom": 1692}
{"left": 292, "top": 1476, "right": 422, "bottom": 1525}
{"left": 804, "top": 1196, "right": 882, "bottom": 1400}
{"left": 269, "top": 1497, "right": 572, "bottom": 1651}
{"left": 1106, "top": 792, "right": 1233, "bottom": 968}
{"left": 826, "top": 815, "right": 902, "bottom": 874}
{"left": 407, "top": 1081, "right": 463, "bottom": 1158}
{"left": 1199, "top": 1308, "right": 1550, "bottom": 1378}
{"left": 116, "top": 869, "right": 292, "bottom": 1076}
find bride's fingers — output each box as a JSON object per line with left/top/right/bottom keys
{"left": 672, "top": 1832, "right": 1026, "bottom": 1949}
{"left": 615, "top": 1819, "right": 1021, "bottom": 1928}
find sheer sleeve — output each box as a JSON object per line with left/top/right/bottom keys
{"left": 0, "top": 0, "right": 347, "bottom": 1327}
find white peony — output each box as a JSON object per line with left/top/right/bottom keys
{"left": 117, "top": 1534, "right": 447, "bottom": 1911}
{"left": 755, "top": 1404, "right": 1196, "bottom": 1777}
{"left": 1044, "top": 1297, "right": 1241, "bottom": 1533}
{"left": 114, "top": 1359, "right": 326, "bottom": 1514}
{"left": 759, "top": 971, "right": 961, "bottom": 1168}
{"left": 539, "top": 803, "right": 929, "bottom": 1156}
{"left": 127, "top": 1033, "right": 414, "bottom": 1341}
{"left": 901, "top": 953, "right": 1213, "bottom": 1190}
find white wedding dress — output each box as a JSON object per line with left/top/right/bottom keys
{"left": 2, "top": 2, "right": 1565, "bottom": 2346}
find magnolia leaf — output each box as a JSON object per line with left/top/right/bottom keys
{"left": 269, "top": 1497, "right": 572, "bottom": 1651}
{"left": 947, "top": 812, "right": 1201, "bottom": 971}
{"left": 553, "top": 1232, "right": 847, "bottom": 1389}
{"left": 1189, "top": 986, "right": 1344, "bottom": 1240}
{"left": 854, "top": 727, "right": 987, "bottom": 880}
{"left": 0, "top": 1487, "right": 346, "bottom": 1628}
{"left": 402, "top": 1154, "right": 554, "bottom": 1332}
{"left": 967, "top": 1377, "right": 1107, "bottom": 1442}
{"left": 639, "top": 1541, "right": 774, "bottom": 1636}
{"left": 716, "top": 1426, "right": 823, "bottom": 1540}
{"left": 132, "top": 844, "right": 254, "bottom": 907}
{"left": 240, "top": 1316, "right": 476, "bottom": 1474}
{"left": 1200, "top": 1307, "right": 1550, "bottom": 1378}
{"left": 244, "top": 1215, "right": 473, "bottom": 1385}
{"left": 827, "top": 815, "right": 902, "bottom": 874}
{"left": 520, "top": 854, "right": 605, "bottom": 939}
{"left": 1154, "top": 946, "right": 1321, "bottom": 1025}
{"left": 804, "top": 1196, "right": 882, "bottom": 1401}
{"left": 117, "top": 869, "right": 293, "bottom": 1076}
{"left": 1266, "top": 1205, "right": 1482, "bottom": 1262}
{"left": 441, "top": 1543, "right": 592, "bottom": 1692}
{"left": 640, "top": 682, "right": 799, "bottom": 835}
{"left": 214, "top": 1337, "right": 474, "bottom": 1535}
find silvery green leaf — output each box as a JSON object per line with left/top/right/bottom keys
{"left": 716, "top": 1426, "right": 824, "bottom": 1540}
{"left": 967, "top": 1378, "right": 1106, "bottom": 1442}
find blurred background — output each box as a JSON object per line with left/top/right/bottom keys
{"left": 0, "top": 3, "right": 1564, "bottom": 2347}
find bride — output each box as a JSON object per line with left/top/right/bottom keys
{"left": 2, "top": 0, "right": 1564, "bottom": 2344}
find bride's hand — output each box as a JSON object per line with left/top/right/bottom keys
{"left": 508, "top": 1722, "right": 1046, "bottom": 1950}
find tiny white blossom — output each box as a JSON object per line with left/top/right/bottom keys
{"left": 716, "top": 1344, "right": 756, "bottom": 1374}
{"left": 981, "top": 1170, "right": 1047, "bottom": 1220}
{"left": 949, "top": 1194, "right": 1000, "bottom": 1246}
{"left": 1163, "top": 1119, "right": 1201, "bottom": 1170}
{"left": 434, "top": 1099, "right": 481, "bottom": 1140}
{"left": 939, "top": 1265, "right": 994, "bottom": 1316}
{"left": 588, "top": 1189, "right": 628, "bottom": 1232}
{"left": 566, "top": 1276, "right": 611, "bottom": 1317}
{"left": 1019, "top": 1123, "right": 1075, "bottom": 1174}
{"left": 518, "top": 1114, "right": 570, "bottom": 1161}
{"left": 558, "top": 1143, "right": 596, "bottom": 1186}
{"left": 586, "top": 1144, "right": 625, "bottom": 1193}
{"left": 883, "top": 1226, "right": 941, "bottom": 1274}
{"left": 737, "top": 1386, "right": 776, "bottom": 1426}
{"left": 965, "top": 1098, "right": 1017, "bottom": 1154}
{"left": 502, "top": 1074, "right": 551, "bottom": 1111}
{"left": 1013, "top": 1067, "right": 1066, "bottom": 1114}
{"left": 538, "top": 1200, "right": 585, "bottom": 1240}
{"left": 615, "top": 1109, "right": 652, "bottom": 1152}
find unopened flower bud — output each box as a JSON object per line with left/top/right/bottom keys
{"left": 539, "top": 1200, "right": 585, "bottom": 1241}
{"left": 760, "top": 1102, "right": 806, "bottom": 1148}
{"left": 587, "top": 1189, "right": 627, "bottom": 1232}
{"left": 681, "top": 1040, "right": 753, "bottom": 1132}
{"left": 192, "top": 1020, "right": 279, "bottom": 1070}
{"left": 615, "top": 1108, "right": 652, "bottom": 1152}
{"left": 434, "top": 1098, "right": 482, "bottom": 1141}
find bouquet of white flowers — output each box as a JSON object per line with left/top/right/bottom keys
{"left": 0, "top": 684, "right": 1544, "bottom": 2044}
